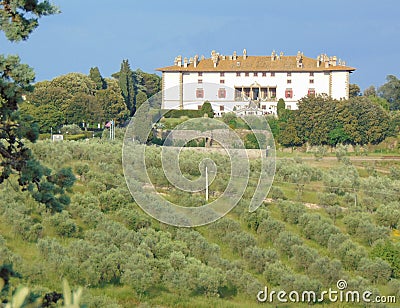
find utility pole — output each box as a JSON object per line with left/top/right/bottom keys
{"left": 113, "top": 119, "right": 116, "bottom": 140}
{"left": 205, "top": 166, "right": 209, "bottom": 201}
{"left": 109, "top": 120, "right": 115, "bottom": 140}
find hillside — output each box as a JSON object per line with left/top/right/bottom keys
{"left": 0, "top": 138, "right": 400, "bottom": 307}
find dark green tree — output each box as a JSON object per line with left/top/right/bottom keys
{"left": 89, "top": 66, "right": 106, "bottom": 90}
{"left": 64, "top": 93, "right": 103, "bottom": 125}
{"left": 135, "top": 69, "right": 161, "bottom": 98}
{"left": 349, "top": 83, "right": 361, "bottom": 97}
{"left": 117, "top": 59, "right": 136, "bottom": 116}
{"left": 0, "top": 1, "right": 75, "bottom": 211}
{"left": 378, "top": 75, "right": 400, "bottom": 110}
{"left": 201, "top": 101, "right": 214, "bottom": 118}
{"left": 277, "top": 98, "right": 285, "bottom": 117}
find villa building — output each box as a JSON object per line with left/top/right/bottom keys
{"left": 157, "top": 49, "right": 355, "bottom": 116}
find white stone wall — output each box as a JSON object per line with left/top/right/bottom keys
{"left": 162, "top": 72, "right": 180, "bottom": 109}
{"left": 162, "top": 69, "right": 350, "bottom": 112}
{"left": 331, "top": 71, "right": 349, "bottom": 99}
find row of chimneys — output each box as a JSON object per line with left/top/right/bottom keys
{"left": 174, "top": 49, "right": 249, "bottom": 67}
{"left": 316, "top": 54, "right": 345, "bottom": 67}
{"left": 173, "top": 50, "right": 346, "bottom": 68}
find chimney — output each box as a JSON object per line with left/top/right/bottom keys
{"left": 280, "top": 51, "right": 284, "bottom": 57}
{"left": 233, "top": 51, "right": 237, "bottom": 60}
{"left": 183, "top": 57, "right": 188, "bottom": 68}
{"left": 211, "top": 50, "right": 218, "bottom": 67}
{"left": 296, "top": 51, "right": 303, "bottom": 68}
{"left": 243, "top": 48, "right": 247, "bottom": 60}
{"left": 176, "top": 55, "right": 182, "bottom": 67}
{"left": 189, "top": 57, "right": 193, "bottom": 64}
{"left": 201, "top": 55, "right": 205, "bottom": 60}
{"left": 271, "top": 50, "right": 276, "bottom": 61}
{"left": 332, "top": 56, "right": 337, "bottom": 66}
{"left": 212, "top": 56, "right": 218, "bottom": 67}
{"left": 194, "top": 55, "right": 199, "bottom": 67}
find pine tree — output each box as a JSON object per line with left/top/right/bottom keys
{"left": 0, "top": 1, "right": 75, "bottom": 211}
{"left": 89, "top": 66, "right": 106, "bottom": 90}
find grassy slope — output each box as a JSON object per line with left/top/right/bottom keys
{"left": 0, "top": 139, "right": 399, "bottom": 307}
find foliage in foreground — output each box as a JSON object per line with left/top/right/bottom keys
{"left": 1, "top": 140, "right": 400, "bottom": 307}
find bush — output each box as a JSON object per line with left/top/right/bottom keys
{"left": 65, "top": 134, "right": 86, "bottom": 141}
{"left": 46, "top": 211, "right": 79, "bottom": 237}
{"left": 163, "top": 109, "right": 202, "bottom": 118}
{"left": 222, "top": 112, "right": 238, "bottom": 128}
{"left": 60, "top": 124, "right": 82, "bottom": 135}
{"left": 269, "top": 186, "right": 287, "bottom": 200}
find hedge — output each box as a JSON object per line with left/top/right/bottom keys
{"left": 162, "top": 109, "right": 204, "bottom": 118}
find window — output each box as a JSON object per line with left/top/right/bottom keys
{"left": 245, "top": 72, "right": 249, "bottom": 77}
{"left": 254, "top": 72, "right": 258, "bottom": 77}
{"left": 309, "top": 79, "right": 314, "bottom": 84}
{"left": 271, "top": 72, "right": 275, "bottom": 77}
{"left": 285, "top": 88, "right": 293, "bottom": 98}
{"left": 309, "top": 72, "right": 314, "bottom": 77}
{"left": 220, "top": 79, "right": 225, "bottom": 84}
{"left": 198, "top": 79, "right": 203, "bottom": 84}
{"left": 196, "top": 88, "right": 204, "bottom": 98}
{"left": 218, "top": 88, "right": 226, "bottom": 98}
{"left": 287, "top": 79, "right": 292, "bottom": 84}
{"left": 287, "top": 72, "right": 292, "bottom": 76}
{"left": 262, "top": 72, "right": 267, "bottom": 77}
{"left": 220, "top": 72, "right": 225, "bottom": 77}
{"left": 236, "top": 72, "right": 241, "bottom": 77}
{"left": 308, "top": 88, "right": 315, "bottom": 96}
{"left": 198, "top": 72, "right": 203, "bottom": 76}
{"left": 262, "top": 105, "right": 266, "bottom": 110}
{"left": 220, "top": 105, "right": 225, "bottom": 111}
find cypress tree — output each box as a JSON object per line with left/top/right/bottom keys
{"left": 118, "top": 60, "right": 136, "bottom": 116}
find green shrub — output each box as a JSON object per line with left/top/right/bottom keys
{"left": 65, "top": 134, "right": 86, "bottom": 141}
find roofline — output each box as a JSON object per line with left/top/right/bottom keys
{"left": 156, "top": 67, "right": 356, "bottom": 72}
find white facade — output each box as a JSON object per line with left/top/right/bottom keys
{"left": 158, "top": 50, "right": 355, "bottom": 116}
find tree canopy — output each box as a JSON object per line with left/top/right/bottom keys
{"left": 0, "top": 0, "right": 59, "bottom": 41}
{"left": 20, "top": 72, "right": 130, "bottom": 131}
{"left": 379, "top": 75, "right": 400, "bottom": 111}
{"left": 0, "top": 0, "right": 75, "bottom": 211}
{"left": 274, "top": 95, "right": 394, "bottom": 147}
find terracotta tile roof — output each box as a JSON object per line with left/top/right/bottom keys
{"left": 156, "top": 55, "right": 355, "bottom": 72}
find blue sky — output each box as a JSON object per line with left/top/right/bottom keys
{"left": 1, "top": 0, "right": 399, "bottom": 91}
